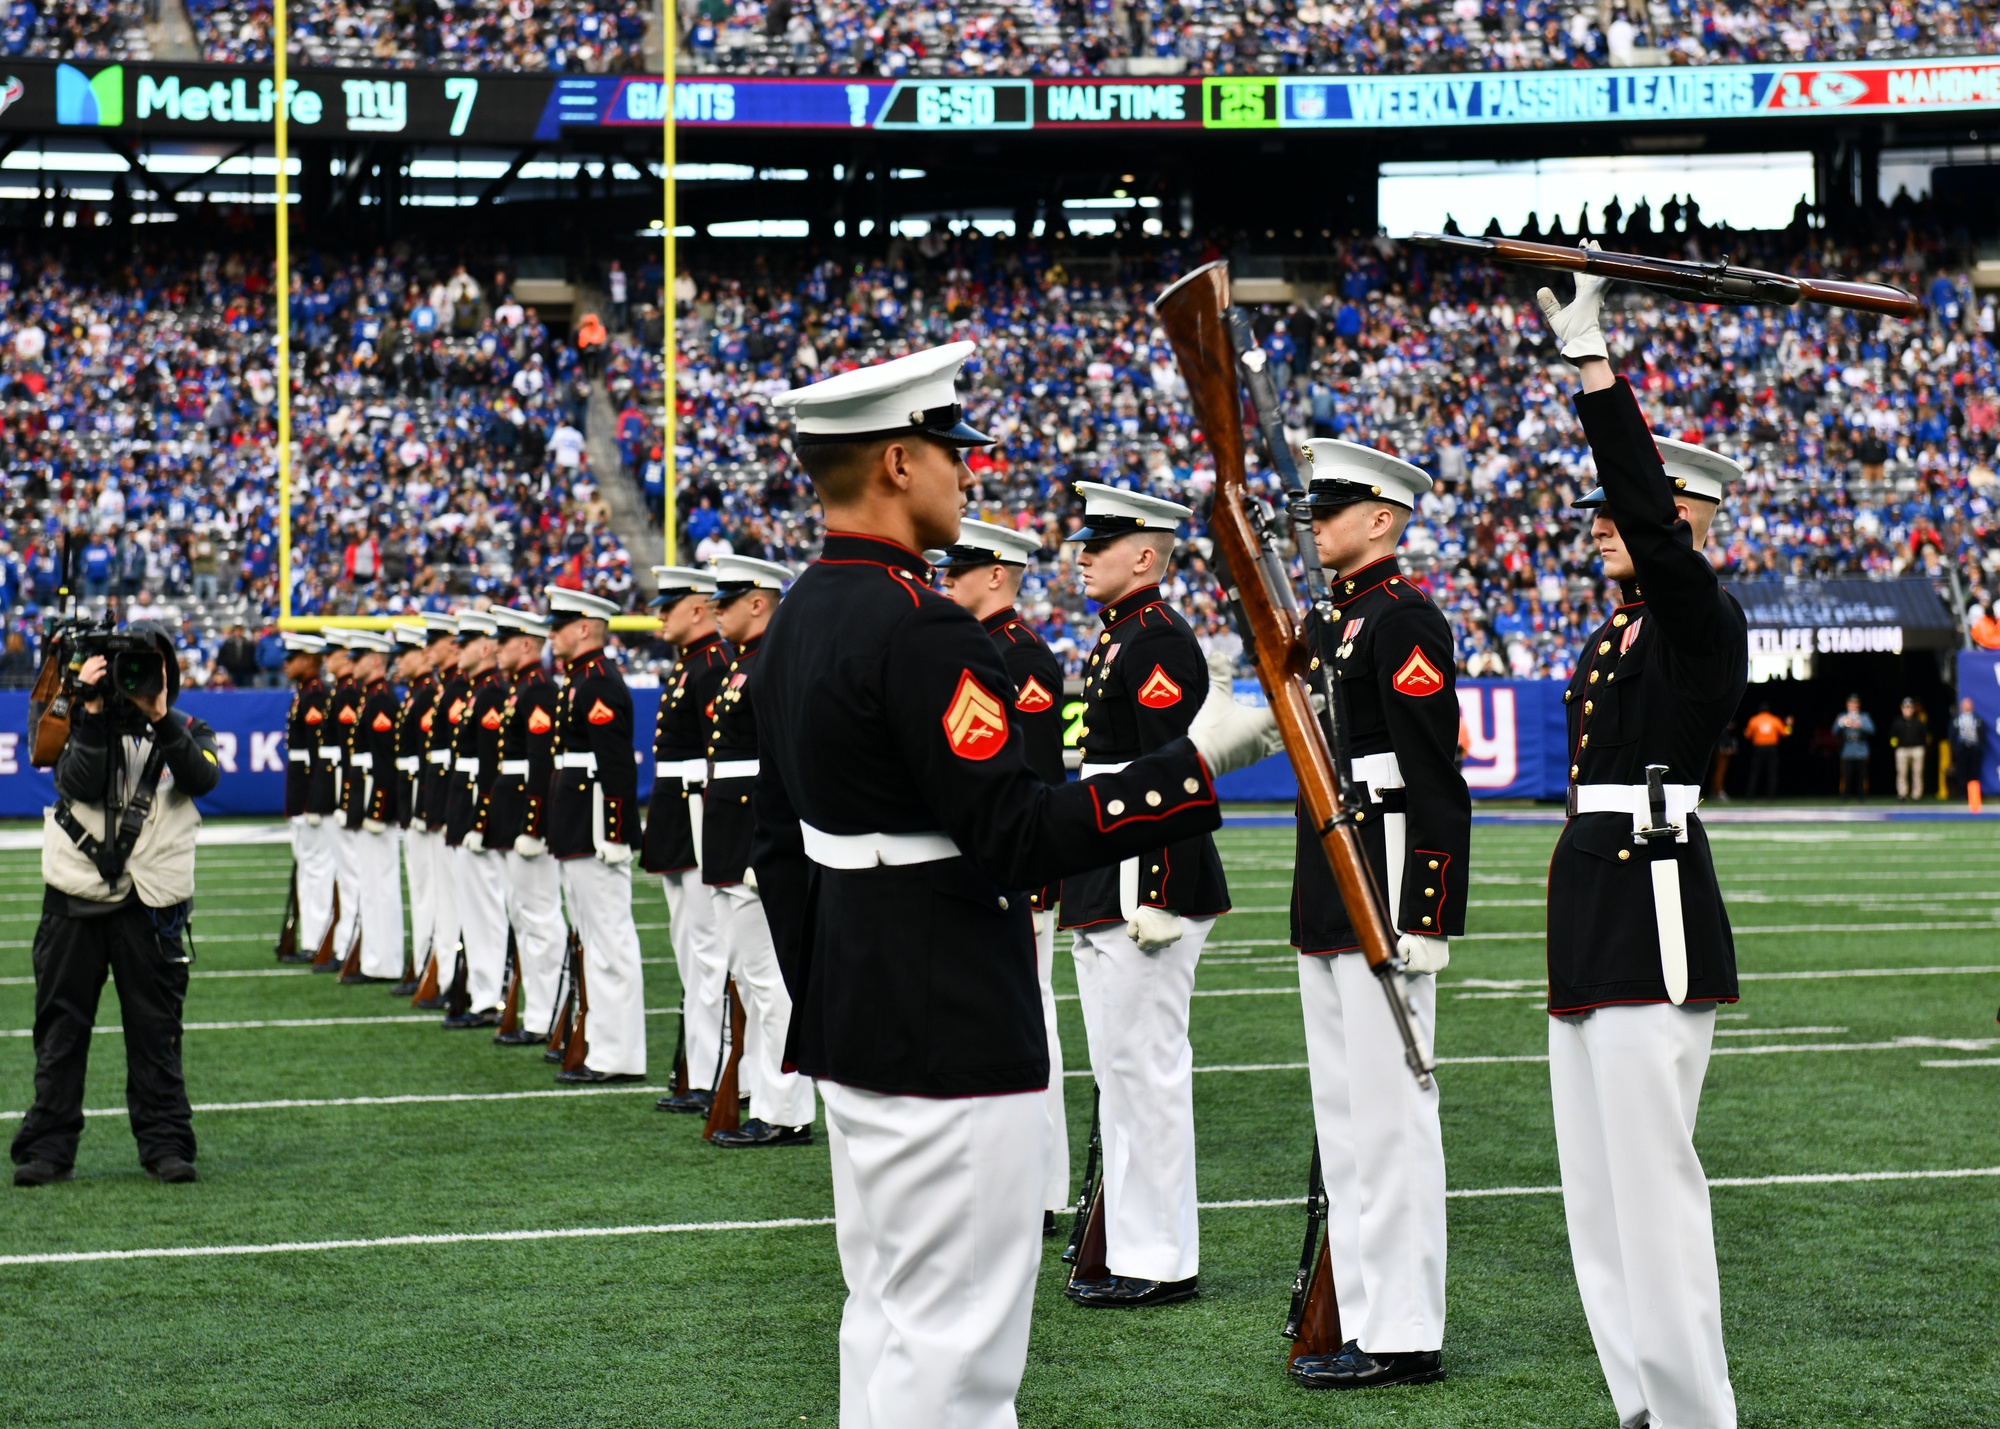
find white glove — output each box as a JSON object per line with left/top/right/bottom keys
{"left": 463, "top": 829, "right": 485, "bottom": 853}
{"left": 304, "top": 813, "right": 322, "bottom": 827}
{"left": 513, "top": 834, "right": 547, "bottom": 858}
{"left": 599, "top": 842, "right": 633, "bottom": 866}
{"left": 1534, "top": 244, "right": 1610, "bottom": 362}
{"left": 409, "top": 816, "right": 428, "bottom": 834}
{"left": 1128, "top": 904, "right": 1185, "bottom": 953}
{"left": 1031, "top": 908, "right": 1052, "bottom": 937}
{"left": 1396, "top": 933, "right": 1450, "bottom": 976}
{"left": 1187, "top": 652, "right": 1284, "bottom": 778}
{"left": 362, "top": 817, "right": 388, "bottom": 835}
{"left": 740, "top": 862, "right": 758, "bottom": 890}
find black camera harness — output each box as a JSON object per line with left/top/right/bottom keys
{"left": 52, "top": 724, "right": 171, "bottom": 889}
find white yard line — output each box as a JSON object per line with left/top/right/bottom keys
{"left": 8, "top": 1166, "right": 1994, "bottom": 1269}
{"left": 0, "top": 1085, "right": 676, "bottom": 1122}
{"left": 0, "top": 968, "right": 314, "bottom": 987}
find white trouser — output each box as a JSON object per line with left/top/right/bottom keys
{"left": 1035, "top": 915, "right": 1069, "bottom": 1213}
{"left": 1299, "top": 952, "right": 1446, "bottom": 1353}
{"left": 453, "top": 845, "right": 509, "bottom": 1013}
{"left": 355, "top": 825, "right": 406, "bottom": 980}
{"left": 1895, "top": 744, "right": 1924, "bottom": 798}
{"left": 716, "top": 882, "right": 815, "bottom": 1127}
{"left": 505, "top": 849, "right": 567, "bottom": 1035}
{"left": 405, "top": 825, "right": 438, "bottom": 975}
{"left": 328, "top": 824, "right": 362, "bottom": 959}
{"left": 290, "top": 815, "right": 336, "bottom": 951}
{"left": 1070, "top": 915, "right": 1213, "bottom": 1283}
{"left": 430, "top": 832, "right": 463, "bottom": 987}
{"left": 663, "top": 869, "right": 726, "bottom": 1091}
{"left": 1550, "top": 1003, "right": 1734, "bottom": 1429}
{"left": 560, "top": 856, "right": 647, "bottom": 1076}
{"left": 823, "top": 1080, "right": 1046, "bottom": 1429}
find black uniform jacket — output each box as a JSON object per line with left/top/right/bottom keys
{"left": 394, "top": 673, "right": 437, "bottom": 828}
{"left": 983, "top": 605, "right": 1065, "bottom": 912}
{"left": 329, "top": 678, "right": 366, "bottom": 829}
{"left": 1549, "top": 377, "right": 1748, "bottom": 1014}
{"left": 482, "top": 666, "right": 559, "bottom": 847}
{"left": 749, "top": 533, "right": 1224, "bottom": 1099}
{"left": 547, "top": 647, "right": 639, "bottom": 861}
{"left": 1059, "top": 584, "right": 1229, "bottom": 929}
{"left": 444, "top": 668, "right": 507, "bottom": 847}
{"left": 303, "top": 677, "right": 339, "bottom": 816}
{"left": 286, "top": 680, "right": 327, "bottom": 818}
{"left": 419, "top": 672, "right": 469, "bottom": 830}
{"left": 701, "top": 635, "right": 764, "bottom": 888}
{"left": 1291, "top": 556, "right": 1471, "bottom": 953}
{"left": 354, "top": 678, "right": 400, "bottom": 826}
{"left": 641, "top": 632, "right": 731, "bottom": 875}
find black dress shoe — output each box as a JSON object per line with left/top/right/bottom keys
{"left": 340, "top": 973, "right": 398, "bottom": 985}
{"left": 389, "top": 979, "right": 421, "bottom": 997}
{"left": 1065, "top": 1275, "right": 1199, "bottom": 1308}
{"left": 412, "top": 996, "right": 447, "bottom": 1011}
{"left": 311, "top": 960, "right": 340, "bottom": 974}
{"left": 442, "top": 1009, "right": 501, "bottom": 1030}
{"left": 143, "top": 1156, "right": 199, "bottom": 1184}
{"left": 13, "top": 1159, "right": 72, "bottom": 1187}
{"left": 555, "top": 1068, "right": 646, "bottom": 1085}
{"left": 1044, "top": 1210, "right": 1060, "bottom": 1238}
{"left": 655, "top": 1089, "right": 714, "bottom": 1115}
{"left": 276, "top": 952, "right": 316, "bottom": 965}
{"left": 493, "top": 1028, "right": 545, "bottom": 1046}
{"left": 709, "top": 1118, "right": 813, "bottom": 1147}
{"left": 1290, "top": 1344, "right": 1444, "bottom": 1390}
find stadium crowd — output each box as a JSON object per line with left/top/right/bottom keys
{"left": 0, "top": 211, "right": 1992, "bottom": 690}
{"left": 185, "top": 0, "right": 652, "bottom": 70}
{"left": 3, "top": 0, "right": 154, "bottom": 59}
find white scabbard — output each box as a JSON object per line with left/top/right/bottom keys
{"left": 1117, "top": 857, "right": 1140, "bottom": 922}
{"left": 591, "top": 782, "right": 609, "bottom": 860}
{"left": 1651, "top": 856, "right": 1689, "bottom": 1005}
{"left": 687, "top": 786, "right": 705, "bottom": 869}
{"left": 1383, "top": 810, "right": 1407, "bottom": 927}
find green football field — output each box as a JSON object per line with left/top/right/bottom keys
{"left": 2, "top": 816, "right": 1997, "bottom": 1427}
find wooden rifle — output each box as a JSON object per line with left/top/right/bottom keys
{"left": 1155, "top": 261, "right": 1435, "bottom": 1092}
{"left": 274, "top": 860, "right": 300, "bottom": 962}
{"left": 409, "top": 945, "right": 441, "bottom": 1006}
{"left": 497, "top": 928, "right": 522, "bottom": 1036}
{"left": 1282, "top": 1141, "right": 1343, "bottom": 1364}
{"left": 671, "top": 994, "right": 690, "bottom": 1098}
{"left": 1062, "top": 1085, "right": 1109, "bottom": 1286}
{"left": 336, "top": 909, "right": 365, "bottom": 980}
{"left": 309, "top": 886, "right": 343, "bottom": 968}
{"left": 547, "top": 927, "right": 590, "bottom": 1072}
{"left": 1409, "top": 232, "right": 1922, "bottom": 318}
{"left": 701, "top": 980, "right": 748, "bottom": 1140}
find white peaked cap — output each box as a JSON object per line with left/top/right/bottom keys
{"left": 772, "top": 341, "right": 993, "bottom": 447}
{"left": 489, "top": 605, "right": 553, "bottom": 639}
{"left": 651, "top": 565, "right": 718, "bottom": 594}
{"left": 344, "top": 629, "right": 394, "bottom": 654}
{"left": 711, "top": 554, "right": 792, "bottom": 594}
{"left": 390, "top": 623, "right": 428, "bottom": 648}
{"left": 455, "top": 610, "right": 501, "bottom": 638}
{"left": 281, "top": 632, "right": 326, "bottom": 653}
{"left": 1574, "top": 436, "right": 1742, "bottom": 509}
{"left": 927, "top": 518, "right": 1044, "bottom": 568}
{"left": 546, "top": 587, "right": 622, "bottom": 624}
{"left": 1064, "top": 480, "right": 1193, "bottom": 541}
{"left": 1298, "top": 439, "right": 1430, "bottom": 512}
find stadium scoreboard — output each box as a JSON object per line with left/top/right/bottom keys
{"left": 1, "top": 57, "right": 1997, "bottom": 143}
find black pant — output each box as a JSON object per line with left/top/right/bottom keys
{"left": 1952, "top": 744, "right": 1984, "bottom": 796}
{"left": 1747, "top": 745, "right": 1781, "bottom": 798}
{"left": 1839, "top": 757, "right": 1869, "bottom": 798}
{"left": 10, "top": 890, "right": 195, "bottom": 1172}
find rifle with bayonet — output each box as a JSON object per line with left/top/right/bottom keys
{"left": 1409, "top": 232, "right": 1921, "bottom": 318}
{"left": 1156, "top": 261, "right": 1435, "bottom": 1092}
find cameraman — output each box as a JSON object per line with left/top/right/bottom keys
{"left": 12, "top": 621, "right": 219, "bottom": 1188}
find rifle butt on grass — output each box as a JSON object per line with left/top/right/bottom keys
{"left": 497, "top": 929, "right": 522, "bottom": 1036}
{"left": 1062, "top": 1085, "right": 1109, "bottom": 1285}
{"left": 702, "top": 980, "right": 748, "bottom": 1140}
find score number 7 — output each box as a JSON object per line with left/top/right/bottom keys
{"left": 445, "top": 77, "right": 480, "bottom": 137}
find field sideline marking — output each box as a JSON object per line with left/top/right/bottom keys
{"left": 0, "top": 1085, "right": 676, "bottom": 1122}
{"left": 7, "top": 1167, "right": 1995, "bottom": 1269}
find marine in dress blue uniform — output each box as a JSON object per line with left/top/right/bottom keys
{"left": 1283, "top": 441, "right": 1469, "bottom": 1392}
{"left": 1538, "top": 267, "right": 1748, "bottom": 1429}
{"left": 931, "top": 518, "right": 1072, "bottom": 1219}
{"left": 415, "top": 616, "right": 467, "bottom": 1009}
{"left": 336, "top": 630, "right": 406, "bottom": 984}
{"left": 758, "top": 345, "right": 1284, "bottom": 1428}
{"left": 441, "top": 611, "right": 510, "bottom": 1025}
{"left": 280, "top": 633, "right": 335, "bottom": 964}
{"left": 484, "top": 606, "right": 568, "bottom": 1044}
{"left": 317, "top": 633, "right": 366, "bottom": 972}
{"left": 391, "top": 616, "right": 452, "bottom": 995}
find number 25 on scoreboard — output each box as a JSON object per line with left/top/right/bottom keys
{"left": 1203, "top": 78, "right": 1280, "bottom": 129}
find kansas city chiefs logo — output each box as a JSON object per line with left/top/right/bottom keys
{"left": 528, "top": 708, "right": 553, "bottom": 735}
{"left": 1014, "top": 675, "right": 1055, "bottom": 713}
{"left": 1620, "top": 616, "right": 1644, "bottom": 654}
{"left": 371, "top": 712, "right": 393, "bottom": 732}
{"left": 481, "top": 707, "right": 504, "bottom": 730}
{"left": 1392, "top": 648, "right": 1445, "bottom": 697}
{"left": 943, "top": 670, "right": 1007, "bottom": 760}
{"left": 1136, "top": 665, "right": 1183, "bottom": 709}
{"left": 587, "top": 699, "right": 616, "bottom": 726}
{"left": 305, "top": 707, "right": 324, "bottom": 725}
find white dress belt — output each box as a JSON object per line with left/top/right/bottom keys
{"left": 395, "top": 755, "right": 420, "bottom": 773}
{"left": 348, "top": 753, "right": 374, "bottom": 770}
{"left": 318, "top": 745, "right": 343, "bottom": 761}
{"left": 288, "top": 749, "right": 312, "bottom": 764}
{"left": 655, "top": 759, "right": 706, "bottom": 781}
{"left": 1349, "top": 750, "right": 1404, "bottom": 798}
{"left": 557, "top": 752, "right": 598, "bottom": 771}
{"left": 1079, "top": 760, "right": 1131, "bottom": 777}
{"left": 800, "top": 821, "right": 962, "bottom": 869}
{"left": 425, "top": 750, "right": 450, "bottom": 765}
{"left": 710, "top": 759, "right": 759, "bottom": 780}
{"left": 454, "top": 756, "right": 480, "bottom": 774}
{"left": 499, "top": 759, "right": 529, "bottom": 777}
{"left": 1569, "top": 782, "right": 1701, "bottom": 843}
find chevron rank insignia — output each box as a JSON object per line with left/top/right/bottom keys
{"left": 1136, "top": 664, "right": 1183, "bottom": 709}
{"left": 528, "top": 708, "right": 553, "bottom": 735}
{"left": 1014, "top": 675, "right": 1055, "bottom": 713}
{"left": 305, "top": 707, "right": 323, "bottom": 725}
{"left": 943, "top": 670, "right": 1007, "bottom": 760}
{"left": 587, "top": 699, "right": 616, "bottom": 726}
{"left": 1392, "top": 647, "right": 1445, "bottom": 697}
{"left": 371, "top": 712, "right": 393, "bottom": 732}
{"left": 482, "top": 707, "right": 504, "bottom": 730}
{"left": 338, "top": 706, "right": 356, "bottom": 724}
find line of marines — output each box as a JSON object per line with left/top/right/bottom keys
{"left": 277, "top": 270, "right": 1747, "bottom": 1429}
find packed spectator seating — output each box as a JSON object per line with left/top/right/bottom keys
{"left": 681, "top": 0, "right": 2000, "bottom": 79}
{"left": 3, "top": 0, "right": 155, "bottom": 60}
{"left": 187, "top": 0, "right": 651, "bottom": 70}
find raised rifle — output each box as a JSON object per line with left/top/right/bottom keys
{"left": 1155, "top": 261, "right": 1434, "bottom": 1092}
{"left": 701, "top": 979, "right": 748, "bottom": 1141}
{"left": 1408, "top": 232, "right": 1922, "bottom": 318}
{"left": 497, "top": 928, "right": 522, "bottom": 1036}
{"left": 1062, "top": 1085, "right": 1109, "bottom": 1286}
{"left": 1281, "top": 1141, "right": 1343, "bottom": 1364}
